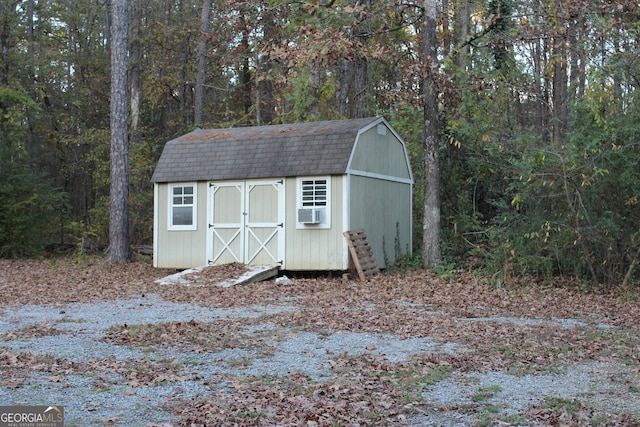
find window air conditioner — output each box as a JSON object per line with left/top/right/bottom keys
{"left": 297, "top": 208, "right": 322, "bottom": 224}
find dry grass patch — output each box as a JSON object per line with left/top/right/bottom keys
{"left": 263, "top": 305, "right": 640, "bottom": 375}
{"left": 102, "top": 318, "right": 290, "bottom": 356}
{"left": 92, "top": 357, "right": 203, "bottom": 387}
{"left": 0, "top": 347, "right": 202, "bottom": 390}
{"left": 1, "top": 322, "right": 74, "bottom": 340}
{"left": 173, "top": 353, "right": 455, "bottom": 427}
{"left": 524, "top": 397, "right": 638, "bottom": 427}
{"left": 0, "top": 257, "right": 172, "bottom": 305}
{"left": 0, "top": 348, "right": 84, "bottom": 388}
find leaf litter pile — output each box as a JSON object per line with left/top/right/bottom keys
{"left": 1, "top": 257, "right": 640, "bottom": 426}
{"left": 179, "top": 262, "right": 250, "bottom": 286}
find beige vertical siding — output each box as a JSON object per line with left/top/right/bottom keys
{"left": 283, "top": 176, "right": 347, "bottom": 270}
{"left": 154, "top": 182, "right": 208, "bottom": 269}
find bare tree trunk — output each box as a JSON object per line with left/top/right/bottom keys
{"left": 130, "top": 0, "right": 142, "bottom": 142}
{"left": 622, "top": 244, "right": 640, "bottom": 288}
{"left": 0, "top": 1, "right": 20, "bottom": 85}
{"left": 568, "top": 15, "right": 584, "bottom": 101}
{"left": 257, "top": 55, "right": 274, "bottom": 124}
{"left": 351, "top": 1, "right": 370, "bottom": 118}
{"left": 353, "top": 55, "right": 368, "bottom": 118}
{"left": 26, "top": 0, "right": 34, "bottom": 46}
{"left": 309, "top": 59, "right": 320, "bottom": 117}
{"left": 109, "top": 0, "right": 131, "bottom": 264}
{"left": 456, "top": 0, "right": 469, "bottom": 68}
{"left": 157, "top": 0, "right": 171, "bottom": 130}
{"left": 552, "top": 0, "right": 569, "bottom": 144}
{"left": 422, "top": 0, "right": 441, "bottom": 269}
{"left": 239, "top": 15, "right": 252, "bottom": 118}
{"left": 337, "top": 59, "right": 350, "bottom": 116}
{"left": 441, "top": 0, "right": 450, "bottom": 57}
{"left": 128, "top": 0, "right": 144, "bottom": 245}
{"left": 257, "top": 5, "right": 275, "bottom": 125}
{"left": 175, "top": 1, "right": 188, "bottom": 115}
{"left": 194, "top": 0, "right": 211, "bottom": 126}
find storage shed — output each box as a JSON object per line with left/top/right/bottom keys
{"left": 151, "top": 117, "right": 414, "bottom": 271}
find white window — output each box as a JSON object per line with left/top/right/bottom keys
{"left": 297, "top": 177, "right": 330, "bottom": 228}
{"left": 301, "top": 178, "right": 328, "bottom": 207}
{"left": 169, "top": 184, "right": 197, "bottom": 230}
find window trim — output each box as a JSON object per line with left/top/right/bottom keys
{"left": 168, "top": 183, "right": 197, "bottom": 231}
{"left": 296, "top": 176, "right": 331, "bottom": 228}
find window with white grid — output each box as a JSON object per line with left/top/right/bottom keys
{"left": 301, "top": 179, "right": 328, "bottom": 207}
{"left": 169, "top": 184, "right": 197, "bottom": 230}
{"left": 297, "top": 177, "right": 330, "bottom": 228}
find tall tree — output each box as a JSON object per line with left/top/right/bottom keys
{"left": 551, "top": 0, "right": 569, "bottom": 144}
{"left": 257, "top": 3, "right": 277, "bottom": 125}
{"left": 130, "top": 0, "right": 143, "bottom": 143}
{"left": 0, "top": 0, "right": 18, "bottom": 85}
{"left": 194, "top": 0, "right": 212, "bottom": 126}
{"left": 109, "top": 0, "right": 131, "bottom": 263}
{"left": 421, "top": 0, "right": 441, "bottom": 268}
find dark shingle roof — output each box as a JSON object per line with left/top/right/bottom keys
{"left": 151, "top": 117, "right": 381, "bottom": 183}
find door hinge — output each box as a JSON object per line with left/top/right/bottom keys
{"left": 208, "top": 224, "right": 214, "bottom": 228}
{"left": 277, "top": 179, "right": 283, "bottom": 184}
{"left": 208, "top": 260, "right": 214, "bottom": 265}
{"left": 278, "top": 223, "right": 283, "bottom": 228}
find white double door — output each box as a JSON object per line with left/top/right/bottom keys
{"left": 207, "top": 180, "right": 285, "bottom": 267}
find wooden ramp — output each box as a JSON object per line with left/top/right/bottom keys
{"left": 344, "top": 229, "right": 379, "bottom": 281}
{"left": 217, "top": 265, "right": 279, "bottom": 288}
{"left": 156, "top": 264, "right": 279, "bottom": 287}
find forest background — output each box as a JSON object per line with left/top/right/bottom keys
{"left": 0, "top": 0, "right": 638, "bottom": 288}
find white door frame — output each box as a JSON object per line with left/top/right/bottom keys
{"left": 207, "top": 181, "right": 245, "bottom": 265}
{"left": 207, "top": 179, "right": 285, "bottom": 267}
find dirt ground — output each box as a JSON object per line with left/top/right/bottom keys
{"left": 1, "top": 256, "right": 640, "bottom": 426}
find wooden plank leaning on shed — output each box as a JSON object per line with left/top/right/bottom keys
{"left": 343, "top": 229, "right": 379, "bottom": 281}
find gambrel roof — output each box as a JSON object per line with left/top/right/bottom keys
{"left": 151, "top": 117, "right": 383, "bottom": 183}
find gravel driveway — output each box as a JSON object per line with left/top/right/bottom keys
{"left": 1, "top": 294, "right": 456, "bottom": 425}
{"left": 1, "top": 264, "right": 639, "bottom": 426}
